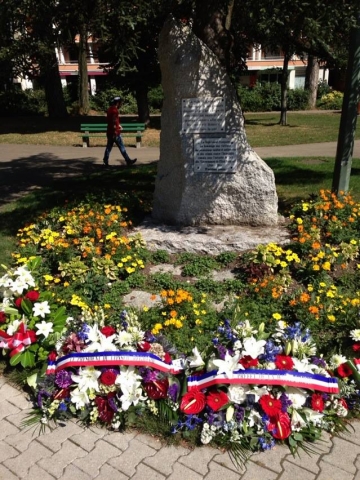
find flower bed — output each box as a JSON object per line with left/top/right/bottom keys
{"left": 0, "top": 190, "right": 360, "bottom": 466}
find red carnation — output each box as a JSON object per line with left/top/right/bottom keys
{"left": 239, "top": 355, "right": 259, "bottom": 369}
{"left": 137, "top": 341, "right": 151, "bottom": 352}
{"left": 206, "top": 390, "right": 229, "bottom": 411}
{"left": 144, "top": 378, "right": 169, "bottom": 400}
{"left": 25, "top": 290, "right": 40, "bottom": 302}
{"left": 268, "top": 411, "right": 291, "bottom": 440}
{"left": 48, "top": 351, "right": 57, "bottom": 362}
{"left": 164, "top": 352, "right": 172, "bottom": 364}
{"left": 337, "top": 363, "right": 353, "bottom": 378}
{"left": 259, "top": 394, "right": 282, "bottom": 416}
{"left": 100, "top": 326, "right": 116, "bottom": 337}
{"left": 311, "top": 393, "right": 324, "bottom": 412}
{"left": 275, "top": 355, "right": 294, "bottom": 370}
{"left": 180, "top": 389, "right": 206, "bottom": 414}
{"left": 353, "top": 343, "right": 360, "bottom": 352}
{"left": 94, "top": 396, "right": 115, "bottom": 424}
{"left": 99, "top": 370, "right": 117, "bottom": 386}
{"left": 0, "top": 312, "right": 6, "bottom": 324}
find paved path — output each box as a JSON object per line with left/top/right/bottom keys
{"left": 1, "top": 141, "right": 360, "bottom": 478}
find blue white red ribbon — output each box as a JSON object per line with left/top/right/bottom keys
{"left": 187, "top": 369, "right": 339, "bottom": 394}
{"left": 54, "top": 351, "right": 184, "bottom": 375}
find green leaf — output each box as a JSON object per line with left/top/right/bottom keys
{"left": 9, "top": 353, "right": 22, "bottom": 366}
{"left": 20, "top": 350, "right": 35, "bottom": 368}
{"left": 3, "top": 307, "right": 18, "bottom": 315}
{"left": 52, "top": 306, "right": 67, "bottom": 324}
{"left": 26, "top": 373, "right": 38, "bottom": 389}
{"left": 293, "top": 433, "right": 303, "bottom": 441}
{"left": 20, "top": 299, "right": 33, "bottom": 316}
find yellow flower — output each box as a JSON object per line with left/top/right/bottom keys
{"left": 272, "top": 313, "right": 282, "bottom": 320}
{"left": 296, "top": 218, "right": 303, "bottom": 225}
{"left": 64, "top": 282, "right": 70, "bottom": 287}
{"left": 195, "top": 319, "right": 202, "bottom": 325}
{"left": 322, "top": 262, "right": 331, "bottom": 271}
{"left": 327, "top": 314, "right": 336, "bottom": 322}
{"left": 313, "top": 265, "right": 320, "bottom": 271}
{"left": 104, "top": 304, "right": 111, "bottom": 309}
{"left": 143, "top": 306, "right": 149, "bottom": 312}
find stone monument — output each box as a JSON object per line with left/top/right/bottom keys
{"left": 152, "top": 17, "right": 279, "bottom": 227}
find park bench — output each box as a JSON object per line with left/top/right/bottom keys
{"left": 80, "top": 123, "right": 146, "bottom": 148}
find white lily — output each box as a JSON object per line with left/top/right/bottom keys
{"left": 187, "top": 347, "right": 205, "bottom": 368}
{"left": 242, "top": 336, "right": 266, "bottom": 359}
{"left": 291, "top": 410, "right": 307, "bottom": 431}
{"left": 120, "top": 382, "right": 147, "bottom": 411}
{"left": 32, "top": 301, "right": 51, "bottom": 318}
{"left": 292, "top": 357, "right": 317, "bottom": 373}
{"left": 83, "top": 331, "right": 117, "bottom": 352}
{"left": 70, "top": 387, "right": 90, "bottom": 409}
{"left": 212, "top": 351, "right": 242, "bottom": 378}
{"left": 35, "top": 320, "right": 54, "bottom": 339}
{"left": 7, "top": 319, "right": 22, "bottom": 336}
{"left": 302, "top": 407, "right": 324, "bottom": 425}
{"left": 117, "top": 330, "right": 133, "bottom": 347}
{"left": 71, "top": 367, "right": 101, "bottom": 392}
{"left": 115, "top": 366, "right": 143, "bottom": 390}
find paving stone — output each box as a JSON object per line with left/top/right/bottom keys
{"left": 73, "top": 439, "right": 122, "bottom": 477}
{"left": 338, "top": 419, "right": 360, "bottom": 447}
{"left": 0, "top": 383, "right": 25, "bottom": 403}
{"left": 70, "top": 425, "right": 106, "bottom": 452}
{"left": 108, "top": 438, "right": 156, "bottom": 477}
{"left": 26, "top": 464, "right": 56, "bottom": 480}
{"left": 0, "top": 440, "right": 20, "bottom": 462}
{"left": 241, "top": 460, "right": 279, "bottom": 480}
{"left": 0, "top": 399, "right": 20, "bottom": 421}
{"left": 3, "top": 440, "right": 53, "bottom": 478}
{"left": 0, "top": 419, "right": 20, "bottom": 441}
{"left": 322, "top": 436, "right": 358, "bottom": 474}
{"left": 5, "top": 423, "right": 42, "bottom": 452}
{"left": 6, "top": 408, "right": 33, "bottom": 428}
{"left": 58, "top": 464, "right": 92, "bottom": 480}
{"left": 167, "top": 463, "right": 203, "bottom": 480}
{"left": 143, "top": 444, "right": 190, "bottom": 476}
{"left": 135, "top": 432, "right": 163, "bottom": 450}
{"left": 178, "top": 446, "right": 219, "bottom": 476}
{"left": 285, "top": 438, "right": 332, "bottom": 475}
{"left": 203, "top": 460, "right": 243, "bottom": 480}
{"left": 38, "top": 440, "right": 88, "bottom": 478}
{"left": 0, "top": 463, "right": 21, "bottom": 480}
{"left": 317, "top": 460, "right": 356, "bottom": 480}
{"left": 95, "top": 463, "right": 129, "bottom": 480}
{"left": 212, "top": 450, "right": 245, "bottom": 474}
{"left": 131, "top": 463, "right": 166, "bottom": 480}
{"left": 103, "top": 430, "right": 137, "bottom": 452}
{"left": 250, "top": 444, "right": 289, "bottom": 474}
{"left": 277, "top": 460, "right": 316, "bottom": 480}
{"left": 37, "top": 421, "right": 85, "bottom": 452}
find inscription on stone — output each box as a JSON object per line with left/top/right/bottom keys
{"left": 194, "top": 137, "right": 237, "bottom": 173}
{"left": 182, "top": 97, "right": 225, "bottom": 133}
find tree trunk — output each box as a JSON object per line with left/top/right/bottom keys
{"left": 78, "top": 25, "right": 90, "bottom": 115}
{"left": 305, "top": 55, "right": 320, "bottom": 109}
{"left": 279, "top": 51, "right": 290, "bottom": 125}
{"left": 135, "top": 83, "right": 150, "bottom": 124}
{"left": 42, "top": 51, "right": 68, "bottom": 118}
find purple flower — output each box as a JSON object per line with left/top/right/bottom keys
{"left": 168, "top": 383, "right": 179, "bottom": 402}
{"left": 280, "top": 392, "right": 292, "bottom": 412}
{"left": 55, "top": 370, "right": 74, "bottom": 389}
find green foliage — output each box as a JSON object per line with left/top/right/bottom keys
{"left": 317, "top": 90, "right": 344, "bottom": 110}
{"left": 148, "top": 85, "right": 163, "bottom": 112}
{"left": 151, "top": 250, "right": 171, "bottom": 264}
{"left": 238, "top": 83, "right": 310, "bottom": 112}
{"left": 90, "top": 87, "right": 137, "bottom": 114}
{"left": 0, "top": 89, "right": 47, "bottom": 116}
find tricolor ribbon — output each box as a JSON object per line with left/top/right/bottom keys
{"left": 54, "top": 351, "right": 184, "bottom": 375}
{"left": 0, "top": 323, "right": 36, "bottom": 357}
{"left": 187, "top": 368, "right": 339, "bottom": 394}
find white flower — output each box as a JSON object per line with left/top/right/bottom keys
{"left": 10, "top": 278, "right": 29, "bottom": 295}
{"left": 292, "top": 357, "right": 317, "bottom": 373}
{"left": 212, "top": 351, "right": 242, "bottom": 378}
{"left": 120, "top": 382, "right": 146, "bottom": 411}
{"left": 286, "top": 387, "right": 307, "bottom": 409}
{"left": 233, "top": 340, "right": 242, "bottom": 351}
{"left": 72, "top": 367, "right": 101, "bottom": 392}
{"left": 6, "top": 319, "right": 22, "bottom": 336}
{"left": 247, "top": 386, "right": 269, "bottom": 402}
{"left": 329, "top": 354, "right": 347, "bottom": 369}
{"left": 350, "top": 329, "right": 360, "bottom": 342}
{"left": 117, "top": 330, "right": 133, "bottom": 347}
{"left": 248, "top": 410, "right": 262, "bottom": 429}
{"left": 302, "top": 407, "right": 324, "bottom": 425}
{"left": 83, "top": 332, "right": 117, "bottom": 353}
{"left": 13, "top": 267, "right": 35, "bottom": 289}
{"left": 242, "top": 336, "right": 266, "bottom": 358}
{"left": 291, "top": 410, "right": 307, "bottom": 431}
{"left": 115, "top": 366, "right": 142, "bottom": 389}
{"left": 33, "top": 301, "right": 51, "bottom": 318}
{"left": 35, "top": 320, "right": 54, "bottom": 338}
{"left": 187, "top": 347, "right": 205, "bottom": 368}
{"left": 227, "top": 384, "right": 250, "bottom": 404}
{"left": 70, "top": 387, "right": 90, "bottom": 409}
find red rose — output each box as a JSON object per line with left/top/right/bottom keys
{"left": 259, "top": 394, "right": 282, "bottom": 416}
{"left": 100, "top": 326, "right": 116, "bottom": 337}
{"left": 268, "top": 412, "right": 291, "bottom": 440}
{"left": 94, "top": 396, "right": 115, "bottom": 424}
{"left": 180, "top": 389, "right": 206, "bottom": 414}
{"left": 25, "top": 290, "right": 40, "bottom": 302}
{"left": 137, "top": 341, "right": 151, "bottom": 352}
{"left": 27, "top": 330, "right": 37, "bottom": 343}
{"left": 144, "top": 378, "right": 169, "bottom": 399}
{"left": 337, "top": 363, "right": 353, "bottom": 378}
{"left": 14, "top": 298, "right": 23, "bottom": 309}
{"left": 311, "top": 393, "right": 324, "bottom": 412}
{"left": 0, "top": 312, "right": 6, "bottom": 324}
{"left": 275, "top": 355, "right": 294, "bottom": 370}
{"left": 48, "top": 351, "right": 57, "bottom": 361}
{"left": 239, "top": 355, "right": 259, "bottom": 369}
{"left": 100, "top": 370, "right": 117, "bottom": 386}
{"left": 206, "top": 390, "right": 229, "bottom": 411}
{"left": 164, "top": 352, "right": 172, "bottom": 364}
{"left": 352, "top": 343, "right": 360, "bottom": 352}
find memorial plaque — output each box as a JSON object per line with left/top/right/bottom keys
{"left": 182, "top": 97, "right": 225, "bottom": 133}
{"left": 194, "top": 137, "right": 237, "bottom": 173}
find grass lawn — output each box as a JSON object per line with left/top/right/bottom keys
{"left": 0, "top": 111, "right": 358, "bottom": 148}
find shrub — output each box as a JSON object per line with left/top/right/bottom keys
{"left": 317, "top": 90, "right": 344, "bottom": 110}
{"left": 0, "top": 88, "right": 47, "bottom": 116}
{"left": 90, "top": 87, "right": 137, "bottom": 114}
{"left": 287, "top": 88, "right": 310, "bottom": 110}
{"left": 148, "top": 85, "right": 163, "bottom": 112}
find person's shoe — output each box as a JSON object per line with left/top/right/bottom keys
{"left": 103, "top": 160, "right": 109, "bottom": 167}
{"left": 126, "top": 158, "right": 137, "bottom": 167}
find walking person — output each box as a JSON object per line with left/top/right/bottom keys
{"left": 103, "top": 96, "right": 137, "bottom": 167}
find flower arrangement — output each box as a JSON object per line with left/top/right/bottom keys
{"left": 0, "top": 189, "right": 359, "bottom": 467}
